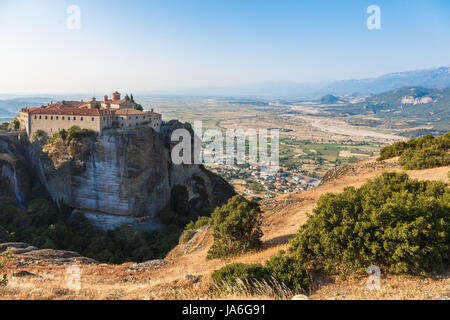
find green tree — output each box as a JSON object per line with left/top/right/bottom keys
{"left": 289, "top": 172, "right": 450, "bottom": 274}
{"left": 207, "top": 195, "right": 263, "bottom": 259}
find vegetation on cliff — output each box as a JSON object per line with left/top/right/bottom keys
{"left": 0, "top": 183, "right": 214, "bottom": 264}
{"left": 378, "top": 132, "right": 450, "bottom": 169}
{"left": 47, "top": 126, "right": 97, "bottom": 144}
{"left": 0, "top": 248, "right": 11, "bottom": 286}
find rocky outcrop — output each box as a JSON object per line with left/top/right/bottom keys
{"left": 25, "top": 123, "right": 235, "bottom": 222}
{"left": 0, "top": 242, "right": 97, "bottom": 265}
{"left": 0, "top": 132, "right": 31, "bottom": 205}
{"left": 127, "top": 259, "right": 173, "bottom": 271}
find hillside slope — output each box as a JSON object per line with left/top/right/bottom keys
{"left": 1, "top": 157, "right": 449, "bottom": 300}
{"left": 333, "top": 87, "right": 450, "bottom": 131}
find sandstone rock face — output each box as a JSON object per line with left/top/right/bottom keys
{"left": 0, "top": 132, "right": 31, "bottom": 205}
{"left": 27, "top": 124, "right": 235, "bottom": 221}
{"left": 0, "top": 242, "right": 98, "bottom": 265}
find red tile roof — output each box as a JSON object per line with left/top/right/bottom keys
{"left": 23, "top": 106, "right": 112, "bottom": 116}
{"left": 20, "top": 99, "right": 160, "bottom": 117}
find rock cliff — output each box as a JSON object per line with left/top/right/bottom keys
{"left": 0, "top": 122, "right": 235, "bottom": 225}
{"left": 0, "top": 132, "right": 31, "bottom": 206}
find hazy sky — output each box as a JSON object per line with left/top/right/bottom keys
{"left": 0, "top": 0, "right": 449, "bottom": 94}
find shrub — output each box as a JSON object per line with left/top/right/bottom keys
{"left": 0, "top": 123, "right": 8, "bottom": 131}
{"left": 207, "top": 195, "right": 263, "bottom": 259}
{"left": 289, "top": 172, "right": 450, "bottom": 274}
{"left": 66, "top": 126, "right": 97, "bottom": 142}
{"left": 33, "top": 130, "right": 45, "bottom": 139}
{"left": 212, "top": 252, "right": 310, "bottom": 294}
{"left": 185, "top": 215, "right": 210, "bottom": 230}
{"left": 179, "top": 215, "right": 211, "bottom": 244}
{"left": 265, "top": 251, "right": 309, "bottom": 293}
{"left": 211, "top": 262, "right": 270, "bottom": 287}
{"left": 378, "top": 132, "right": 450, "bottom": 169}
{"left": 0, "top": 248, "right": 11, "bottom": 286}
{"left": 399, "top": 146, "right": 450, "bottom": 170}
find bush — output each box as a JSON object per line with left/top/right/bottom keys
{"left": 289, "top": 172, "right": 450, "bottom": 274}
{"left": 179, "top": 215, "right": 211, "bottom": 244}
{"left": 207, "top": 195, "right": 263, "bottom": 259}
{"left": 378, "top": 132, "right": 450, "bottom": 169}
{"left": 0, "top": 123, "right": 8, "bottom": 131}
{"left": 212, "top": 252, "right": 310, "bottom": 293}
{"left": 211, "top": 263, "right": 270, "bottom": 287}
{"left": 66, "top": 126, "right": 97, "bottom": 142}
{"left": 265, "top": 251, "right": 309, "bottom": 293}
{"left": 0, "top": 248, "right": 11, "bottom": 286}
{"left": 399, "top": 146, "right": 450, "bottom": 170}
{"left": 33, "top": 130, "right": 45, "bottom": 139}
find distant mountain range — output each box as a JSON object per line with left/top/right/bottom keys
{"left": 159, "top": 66, "right": 450, "bottom": 98}
{"left": 342, "top": 86, "right": 450, "bottom": 117}
{"left": 329, "top": 86, "right": 450, "bottom": 132}
{"left": 320, "top": 94, "right": 344, "bottom": 104}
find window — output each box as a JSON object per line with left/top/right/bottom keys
{"left": 62, "top": 116, "right": 65, "bottom": 120}
{"left": 92, "top": 117, "right": 94, "bottom": 121}
{"left": 81, "top": 117, "right": 83, "bottom": 121}
{"left": 136, "top": 116, "right": 138, "bottom": 119}
{"left": 73, "top": 117, "right": 76, "bottom": 120}
{"left": 50, "top": 116, "right": 53, "bottom": 120}
{"left": 68, "top": 117, "right": 70, "bottom": 120}
{"left": 56, "top": 116, "right": 58, "bottom": 120}
{"left": 129, "top": 117, "right": 131, "bottom": 120}
{"left": 45, "top": 116, "right": 48, "bottom": 120}
{"left": 34, "top": 116, "right": 37, "bottom": 119}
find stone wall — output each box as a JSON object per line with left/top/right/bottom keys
{"left": 28, "top": 114, "right": 102, "bottom": 136}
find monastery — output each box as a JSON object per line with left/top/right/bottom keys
{"left": 18, "top": 91, "right": 162, "bottom": 136}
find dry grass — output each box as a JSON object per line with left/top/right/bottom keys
{"left": 1, "top": 158, "right": 449, "bottom": 300}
